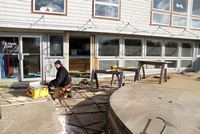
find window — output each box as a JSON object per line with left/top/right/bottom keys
{"left": 191, "top": 0, "right": 200, "bottom": 29}
{"left": 50, "top": 35, "right": 63, "bottom": 56}
{"left": 172, "top": 0, "right": 188, "bottom": 14}
{"left": 192, "top": 0, "right": 200, "bottom": 16}
{"left": 152, "top": 12, "right": 169, "bottom": 25}
{"left": 153, "top": 0, "right": 170, "bottom": 11}
{"left": 124, "top": 39, "right": 142, "bottom": 56}
{"left": 124, "top": 60, "right": 138, "bottom": 67}
{"left": 98, "top": 37, "right": 119, "bottom": 56}
{"left": 151, "top": 0, "right": 188, "bottom": 27}
{"left": 165, "top": 60, "right": 177, "bottom": 68}
{"left": 181, "top": 43, "right": 193, "bottom": 57}
{"left": 94, "top": 0, "right": 120, "bottom": 19}
{"left": 33, "top": 0, "right": 66, "bottom": 15}
{"left": 99, "top": 60, "right": 119, "bottom": 70}
{"left": 146, "top": 40, "right": 162, "bottom": 56}
{"left": 181, "top": 60, "right": 192, "bottom": 68}
{"left": 0, "top": 37, "right": 19, "bottom": 79}
{"left": 198, "top": 43, "right": 200, "bottom": 55}
{"left": 191, "top": 19, "right": 200, "bottom": 29}
{"left": 165, "top": 41, "right": 178, "bottom": 57}
{"left": 172, "top": 15, "right": 187, "bottom": 27}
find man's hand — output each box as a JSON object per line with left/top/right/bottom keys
{"left": 45, "top": 82, "right": 53, "bottom": 87}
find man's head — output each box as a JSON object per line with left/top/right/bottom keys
{"left": 54, "top": 60, "right": 62, "bottom": 69}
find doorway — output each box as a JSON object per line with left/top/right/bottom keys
{"left": 69, "top": 35, "right": 90, "bottom": 74}
{"left": 20, "top": 36, "right": 41, "bottom": 81}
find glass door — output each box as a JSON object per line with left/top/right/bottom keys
{"left": 20, "top": 36, "right": 41, "bottom": 81}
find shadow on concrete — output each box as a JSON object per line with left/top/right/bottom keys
{"left": 53, "top": 80, "right": 119, "bottom": 134}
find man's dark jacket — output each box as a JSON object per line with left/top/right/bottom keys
{"left": 50, "top": 65, "right": 71, "bottom": 88}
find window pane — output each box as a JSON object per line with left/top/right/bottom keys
{"left": 153, "top": 0, "right": 170, "bottom": 11}
{"left": 98, "top": 37, "right": 119, "bottom": 56}
{"left": 50, "top": 35, "right": 63, "bottom": 56}
{"left": 95, "top": 0, "right": 119, "bottom": 4}
{"left": 181, "top": 60, "right": 192, "bottom": 68}
{"left": 191, "top": 19, "right": 200, "bottom": 29}
{"left": 181, "top": 43, "right": 193, "bottom": 57}
{"left": 0, "top": 37, "right": 19, "bottom": 79}
{"left": 99, "top": 60, "right": 119, "bottom": 70}
{"left": 173, "top": 0, "right": 188, "bottom": 13}
{"left": 125, "top": 39, "right": 142, "bottom": 56}
{"left": 172, "top": 16, "right": 187, "bottom": 27}
{"left": 23, "top": 37, "right": 40, "bottom": 53}
{"left": 146, "top": 40, "right": 162, "bottom": 56}
{"left": 34, "top": 0, "right": 65, "bottom": 14}
{"left": 192, "top": 0, "right": 200, "bottom": 16}
{"left": 124, "top": 60, "right": 138, "bottom": 67}
{"left": 152, "top": 12, "right": 169, "bottom": 25}
{"left": 95, "top": 4, "right": 118, "bottom": 18}
{"left": 198, "top": 43, "right": 200, "bottom": 55}
{"left": 165, "top": 60, "right": 177, "bottom": 68}
{"left": 165, "top": 41, "right": 178, "bottom": 57}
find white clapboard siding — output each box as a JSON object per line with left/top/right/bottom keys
{"left": 0, "top": 0, "right": 199, "bottom": 39}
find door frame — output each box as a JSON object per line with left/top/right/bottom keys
{"left": 19, "top": 35, "right": 42, "bottom": 81}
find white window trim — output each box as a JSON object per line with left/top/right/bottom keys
{"left": 94, "top": 0, "right": 120, "bottom": 19}
{"left": 151, "top": 0, "right": 170, "bottom": 12}
{"left": 163, "top": 40, "right": 179, "bottom": 58}
{"left": 171, "top": 15, "right": 187, "bottom": 28}
{"left": 47, "top": 34, "right": 64, "bottom": 58}
{"left": 191, "top": 18, "right": 200, "bottom": 29}
{"left": 180, "top": 42, "right": 195, "bottom": 58}
{"left": 123, "top": 37, "right": 143, "bottom": 58}
{"left": 172, "top": 0, "right": 188, "bottom": 15}
{"left": 96, "top": 36, "right": 121, "bottom": 58}
{"left": 151, "top": 12, "right": 170, "bottom": 26}
{"left": 145, "top": 39, "right": 163, "bottom": 57}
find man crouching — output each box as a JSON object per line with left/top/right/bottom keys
{"left": 48, "top": 60, "right": 72, "bottom": 100}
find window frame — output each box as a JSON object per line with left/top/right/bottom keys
{"left": 192, "top": 0, "right": 200, "bottom": 17}
{"left": 151, "top": 12, "right": 170, "bottom": 26}
{"left": 191, "top": 0, "right": 200, "bottom": 29}
{"left": 32, "top": 0, "right": 67, "bottom": 15}
{"left": 197, "top": 42, "right": 200, "bottom": 56}
{"left": 48, "top": 34, "right": 64, "bottom": 57}
{"left": 151, "top": 0, "right": 188, "bottom": 28}
{"left": 181, "top": 42, "right": 194, "bottom": 57}
{"left": 96, "top": 36, "right": 120, "bottom": 57}
{"left": 124, "top": 38, "right": 143, "bottom": 57}
{"left": 191, "top": 18, "right": 200, "bottom": 29}
{"left": 164, "top": 41, "right": 179, "bottom": 57}
{"left": 93, "top": 0, "right": 120, "bottom": 20}
{"left": 146, "top": 39, "right": 162, "bottom": 57}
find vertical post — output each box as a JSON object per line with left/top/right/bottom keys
{"left": 90, "top": 70, "right": 95, "bottom": 90}
{"left": 164, "top": 68, "right": 167, "bottom": 82}
{"left": 142, "top": 65, "right": 145, "bottom": 79}
{"left": 137, "top": 61, "right": 141, "bottom": 80}
{"left": 159, "top": 64, "right": 164, "bottom": 84}
{"left": 119, "top": 71, "right": 124, "bottom": 88}
{"left": 134, "top": 69, "right": 138, "bottom": 82}
{"left": 94, "top": 71, "right": 99, "bottom": 89}
{"left": 164, "top": 64, "right": 168, "bottom": 82}
{"left": 111, "top": 73, "right": 115, "bottom": 85}
{"left": 65, "top": 32, "right": 69, "bottom": 71}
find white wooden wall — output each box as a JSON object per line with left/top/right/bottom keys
{"left": 0, "top": 0, "right": 199, "bottom": 40}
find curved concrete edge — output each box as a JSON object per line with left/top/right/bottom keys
{"left": 108, "top": 74, "right": 200, "bottom": 134}
{"left": 107, "top": 103, "right": 132, "bottom": 134}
